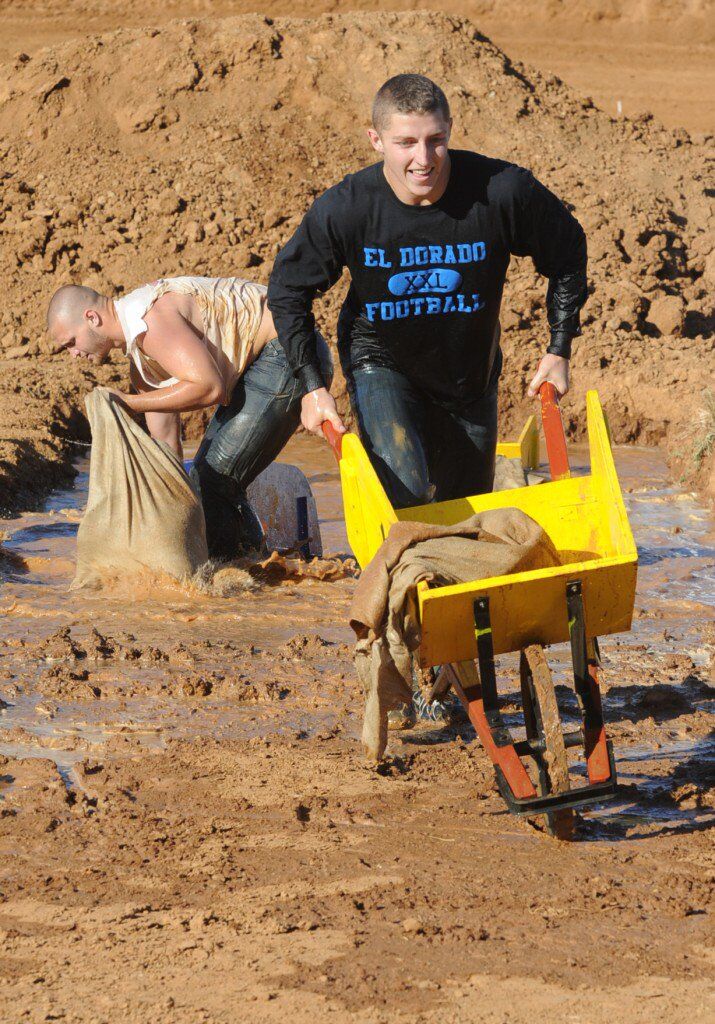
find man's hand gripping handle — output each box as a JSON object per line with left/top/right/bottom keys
{"left": 300, "top": 386, "right": 346, "bottom": 438}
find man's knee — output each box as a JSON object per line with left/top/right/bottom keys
{"left": 190, "top": 460, "right": 264, "bottom": 558}
{"left": 364, "top": 421, "right": 431, "bottom": 507}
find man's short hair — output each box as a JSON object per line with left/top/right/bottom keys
{"left": 47, "top": 284, "right": 102, "bottom": 330}
{"left": 372, "top": 74, "right": 451, "bottom": 133}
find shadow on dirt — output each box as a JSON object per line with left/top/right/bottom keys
{"left": 397, "top": 707, "right": 714, "bottom": 843}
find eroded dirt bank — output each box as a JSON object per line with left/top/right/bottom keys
{"left": 1, "top": 439, "right": 713, "bottom": 1023}
{"left": 0, "top": 10, "right": 713, "bottom": 514}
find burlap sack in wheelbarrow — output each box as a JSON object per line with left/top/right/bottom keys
{"left": 350, "top": 509, "right": 561, "bottom": 761}
{"left": 72, "top": 388, "right": 208, "bottom": 589}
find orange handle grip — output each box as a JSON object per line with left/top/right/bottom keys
{"left": 321, "top": 421, "right": 343, "bottom": 461}
{"left": 539, "top": 383, "right": 570, "bottom": 481}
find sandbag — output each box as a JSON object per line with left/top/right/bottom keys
{"left": 72, "top": 388, "right": 208, "bottom": 589}
{"left": 493, "top": 453, "right": 528, "bottom": 490}
{"left": 350, "top": 509, "right": 561, "bottom": 760}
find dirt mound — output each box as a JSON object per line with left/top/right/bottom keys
{"left": 2, "top": 1, "right": 713, "bottom": 48}
{"left": 0, "top": 11, "right": 713, "bottom": 509}
{"left": 2, "top": 1, "right": 714, "bottom": 135}
{"left": 2, "top": 0, "right": 710, "bottom": 26}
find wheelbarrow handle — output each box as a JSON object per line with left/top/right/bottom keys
{"left": 539, "top": 382, "right": 571, "bottom": 481}
{"left": 321, "top": 421, "right": 344, "bottom": 461}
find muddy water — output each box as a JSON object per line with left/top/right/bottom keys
{"left": 1, "top": 437, "right": 713, "bottom": 832}
{"left": 0, "top": 435, "right": 356, "bottom": 778}
{"left": 1, "top": 433, "right": 350, "bottom": 635}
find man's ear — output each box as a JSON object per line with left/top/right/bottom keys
{"left": 85, "top": 308, "right": 101, "bottom": 327}
{"left": 367, "top": 127, "right": 384, "bottom": 154}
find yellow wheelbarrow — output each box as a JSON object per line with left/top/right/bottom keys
{"left": 324, "top": 385, "right": 638, "bottom": 837}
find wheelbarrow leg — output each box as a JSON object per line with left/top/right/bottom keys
{"left": 566, "top": 581, "right": 612, "bottom": 784}
{"left": 446, "top": 597, "right": 537, "bottom": 804}
{"left": 448, "top": 660, "right": 537, "bottom": 803}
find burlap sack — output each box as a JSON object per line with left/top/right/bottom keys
{"left": 350, "top": 509, "right": 561, "bottom": 760}
{"left": 72, "top": 388, "right": 208, "bottom": 589}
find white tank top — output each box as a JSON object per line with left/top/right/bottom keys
{"left": 114, "top": 276, "right": 267, "bottom": 396}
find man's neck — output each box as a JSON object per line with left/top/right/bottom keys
{"left": 106, "top": 298, "right": 127, "bottom": 347}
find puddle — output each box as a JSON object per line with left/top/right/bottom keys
{"left": 578, "top": 733, "right": 715, "bottom": 840}
{"left": 0, "top": 740, "right": 88, "bottom": 793}
{"left": 1, "top": 436, "right": 713, "bottom": 823}
{"left": 0, "top": 436, "right": 351, "bottom": 644}
{"left": 0, "top": 434, "right": 356, "bottom": 777}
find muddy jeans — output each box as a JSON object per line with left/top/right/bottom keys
{"left": 350, "top": 363, "right": 498, "bottom": 509}
{"left": 190, "top": 336, "right": 332, "bottom": 559}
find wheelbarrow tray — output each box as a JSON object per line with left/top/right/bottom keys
{"left": 337, "top": 411, "right": 539, "bottom": 569}
{"left": 337, "top": 391, "right": 637, "bottom": 666}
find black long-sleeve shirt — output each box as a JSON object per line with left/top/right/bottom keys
{"left": 267, "top": 151, "right": 588, "bottom": 406}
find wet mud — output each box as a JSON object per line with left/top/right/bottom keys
{"left": 1, "top": 437, "right": 713, "bottom": 1022}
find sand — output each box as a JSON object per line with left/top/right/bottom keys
{"left": 1, "top": 0, "right": 714, "bottom": 131}
{"left": 0, "top": 5, "right": 714, "bottom": 1021}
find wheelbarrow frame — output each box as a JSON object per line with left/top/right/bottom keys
{"left": 324, "top": 385, "right": 638, "bottom": 824}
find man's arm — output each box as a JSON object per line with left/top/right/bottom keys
{"left": 267, "top": 195, "right": 347, "bottom": 434}
{"left": 145, "top": 409, "right": 183, "bottom": 459}
{"left": 128, "top": 363, "right": 183, "bottom": 460}
{"left": 115, "top": 307, "right": 225, "bottom": 415}
{"left": 508, "top": 169, "right": 588, "bottom": 397}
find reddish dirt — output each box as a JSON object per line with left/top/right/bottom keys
{"left": 1, "top": 616, "right": 713, "bottom": 1024}
{"left": 1, "top": 434, "right": 714, "bottom": 1023}
{"left": 1, "top": 738, "right": 713, "bottom": 1024}
{"left": 0, "top": 7, "right": 714, "bottom": 1021}
{"left": 1, "top": 1, "right": 713, "bottom": 132}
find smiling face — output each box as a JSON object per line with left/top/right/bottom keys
{"left": 367, "top": 109, "right": 452, "bottom": 206}
{"left": 51, "top": 309, "right": 114, "bottom": 364}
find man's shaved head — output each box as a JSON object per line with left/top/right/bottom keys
{"left": 47, "top": 284, "right": 104, "bottom": 331}
{"left": 47, "top": 284, "right": 117, "bottom": 363}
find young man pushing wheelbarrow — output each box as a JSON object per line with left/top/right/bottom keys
{"left": 267, "top": 74, "right": 588, "bottom": 726}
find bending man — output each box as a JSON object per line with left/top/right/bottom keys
{"left": 47, "top": 275, "right": 331, "bottom": 558}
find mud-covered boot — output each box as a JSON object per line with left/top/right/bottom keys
{"left": 387, "top": 701, "right": 417, "bottom": 731}
{"left": 387, "top": 671, "right": 462, "bottom": 730}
